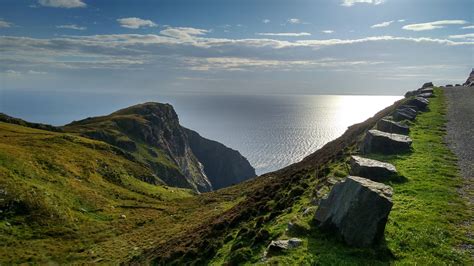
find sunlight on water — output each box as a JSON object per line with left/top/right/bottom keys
{"left": 170, "top": 94, "right": 402, "bottom": 175}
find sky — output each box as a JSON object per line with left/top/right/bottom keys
{"left": 0, "top": 0, "right": 473, "bottom": 97}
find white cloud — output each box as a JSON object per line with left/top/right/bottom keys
{"left": 117, "top": 17, "right": 157, "bottom": 29}
{"left": 322, "top": 30, "right": 334, "bottom": 34}
{"left": 27, "top": 70, "right": 48, "bottom": 74}
{"left": 449, "top": 33, "right": 474, "bottom": 40}
{"left": 160, "top": 27, "right": 209, "bottom": 39}
{"left": 287, "top": 18, "right": 301, "bottom": 24}
{"left": 262, "top": 19, "right": 270, "bottom": 24}
{"left": 398, "top": 19, "right": 406, "bottom": 23}
{"left": 402, "top": 20, "right": 467, "bottom": 31}
{"left": 371, "top": 21, "right": 394, "bottom": 28}
{"left": 0, "top": 19, "right": 13, "bottom": 28}
{"left": 462, "top": 25, "right": 474, "bottom": 29}
{"left": 38, "top": 0, "right": 86, "bottom": 8}
{"left": 342, "top": 0, "right": 385, "bottom": 7}
{"left": 56, "top": 24, "right": 86, "bottom": 30}
{"left": 256, "top": 32, "right": 311, "bottom": 37}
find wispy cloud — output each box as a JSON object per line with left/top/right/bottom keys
{"left": 462, "top": 25, "right": 474, "bottom": 29}
{"left": 38, "top": 0, "right": 86, "bottom": 8}
{"left": 371, "top": 20, "right": 394, "bottom": 28}
{"left": 342, "top": 0, "right": 385, "bottom": 7}
{"left": 322, "top": 30, "right": 334, "bottom": 34}
{"left": 117, "top": 17, "right": 157, "bottom": 29}
{"left": 262, "top": 19, "right": 270, "bottom": 24}
{"left": 56, "top": 24, "right": 86, "bottom": 30}
{"left": 287, "top": 18, "right": 301, "bottom": 24}
{"left": 256, "top": 32, "right": 311, "bottom": 37}
{"left": 402, "top": 20, "right": 467, "bottom": 31}
{"left": 398, "top": 19, "right": 406, "bottom": 22}
{"left": 449, "top": 33, "right": 474, "bottom": 40}
{"left": 0, "top": 19, "right": 13, "bottom": 28}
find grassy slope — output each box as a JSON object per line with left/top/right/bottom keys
{"left": 0, "top": 122, "right": 239, "bottom": 264}
{"left": 208, "top": 88, "right": 472, "bottom": 265}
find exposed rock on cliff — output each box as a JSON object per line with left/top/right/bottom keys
{"left": 184, "top": 128, "right": 256, "bottom": 189}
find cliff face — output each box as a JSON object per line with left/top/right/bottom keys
{"left": 184, "top": 128, "right": 256, "bottom": 189}
{"left": 64, "top": 102, "right": 255, "bottom": 192}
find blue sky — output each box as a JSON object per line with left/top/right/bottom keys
{"left": 0, "top": 0, "right": 473, "bottom": 96}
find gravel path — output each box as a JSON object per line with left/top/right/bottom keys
{"left": 443, "top": 86, "right": 474, "bottom": 257}
{"left": 444, "top": 86, "right": 474, "bottom": 182}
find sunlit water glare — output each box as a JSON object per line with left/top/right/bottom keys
{"left": 166, "top": 94, "right": 402, "bottom": 175}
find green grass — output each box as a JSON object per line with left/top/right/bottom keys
{"left": 0, "top": 122, "right": 237, "bottom": 264}
{"left": 209, "top": 88, "right": 472, "bottom": 265}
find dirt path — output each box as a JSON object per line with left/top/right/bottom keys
{"left": 443, "top": 86, "right": 474, "bottom": 258}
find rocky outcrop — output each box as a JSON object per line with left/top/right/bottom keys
{"left": 349, "top": 156, "right": 397, "bottom": 182}
{"left": 315, "top": 176, "right": 393, "bottom": 247}
{"left": 376, "top": 118, "right": 409, "bottom": 135}
{"left": 362, "top": 129, "right": 412, "bottom": 154}
{"left": 463, "top": 68, "right": 474, "bottom": 86}
{"left": 267, "top": 238, "right": 302, "bottom": 252}
{"left": 65, "top": 102, "right": 255, "bottom": 192}
{"left": 184, "top": 128, "right": 256, "bottom": 189}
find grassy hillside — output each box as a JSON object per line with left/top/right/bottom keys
{"left": 0, "top": 122, "right": 239, "bottom": 263}
{"left": 1, "top": 89, "right": 471, "bottom": 264}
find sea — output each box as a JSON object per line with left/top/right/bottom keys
{"left": 0, "top": 90, "right": 401, "bottom": 175}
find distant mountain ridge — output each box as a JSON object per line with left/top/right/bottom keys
{"left": 63, "top": 102, "right": 256, "bottom": 192}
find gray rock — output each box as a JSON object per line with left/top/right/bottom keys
{"left": 404, "top": 90, "right": 418, "bottom": 98}
{"left": 422, "top": 82, "right": 434, "bottom": 88}
{"left": 393, "top": 107, "right": 417, "bottom": 121}
{"left": 406, "top": 97, "right": 429, "bottom": 111}
{"left": 314, "top": 176, "right": 393, "bottom": 247}
{"left": 267, "top": 238, "right": 303, "bottom": 252}
{"left": 376, "top": 118, "right": 409, "bottom": 135}
{"left": 362, "top": 129, "right": 412, "bottom": 154}
{"left": 419, "top": 88, "right": 434, "bottom": 94}
{"left": 418, "top": 92, "right": 434, "bottom": 98}
{"left": 349, "top": 156, "right": 397, "bottom": 182}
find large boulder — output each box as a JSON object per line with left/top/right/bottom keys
{"left": 406, "top": 97, "right": 429, "bottom": 111}
{"left": 362, "top": 129, "right": 412, "bottom": 154}
{"left": 418, "top": 92, "right": 434, "bottom": 98}
{"left": 392, "top": 107, "right": 417, "bottom": 121}
{"left": 315, "top": 176, "right": 393, "bottom": 247}
{"left": 422, "top": 82, "right": 434, "bottom": 88}
{"left": 349, "top": 156, "right": 397, "bottom": 182}
{"left": 419, "top": 88, "right": 434, "bottom": 94}
{"left": 376, "top": 118, "right": 409, "bottom": 135}
{"left": 404, "top": 90, "right": 418, "bottom": 98}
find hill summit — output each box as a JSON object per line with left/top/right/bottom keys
{"left": 64, "top": 102, "right": 256, "bottom": 192}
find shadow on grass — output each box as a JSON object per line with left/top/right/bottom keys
{"left": 306, "top": 225, "right": 395, "bottom": 264}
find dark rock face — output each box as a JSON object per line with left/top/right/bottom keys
{"left": 422, "top": 82, "right": 434, "bottom": 88}
{"left": 349, "top": 156, "right": 397, "bottom": 182}
{"left": 376, "top": 118, "right": 409, "bottom": 135}
{"left": 362, "top": 129, "right": 412, "bottom": 154}
{"left": 315, "top": 176, "right": 393, "bottom": 247}
{"left": 184, "top": 128, "right": 256, "bottom": 190}
{"left": 406, "top": 97, "right": 429, "bottom": 111}
{"left": 393, "top": 107, "right": 417, "bottom": 121}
